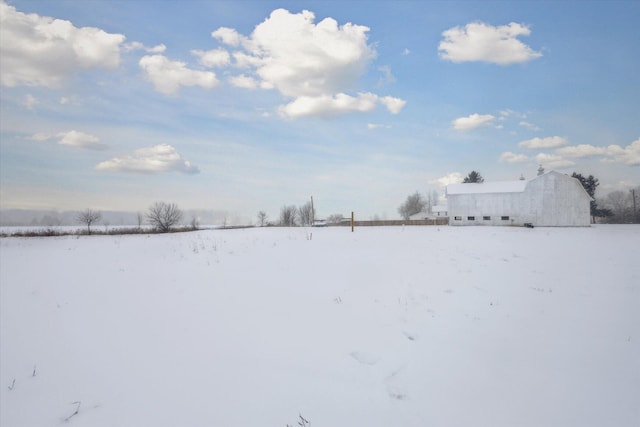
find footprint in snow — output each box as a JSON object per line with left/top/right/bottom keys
{"left": 387, "top": 388, "right": 409, "bottom": 401}
{"left": 385, "top": 366, "right": 409, "bottom": 401}
{"left": 402, "top": 331, "right": 417, "bottom": 341}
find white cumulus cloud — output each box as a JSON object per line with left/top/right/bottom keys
{"left": 439, "top": 21, "right": 542, "bottom": 65}
{"left": 431, "top": 172, "right": 464, "bottom": 188}
{"left": 279, "top": 92, "right": 378, "bottom": 118}
{"left": 452, "top": 113, "right": 495, "bottom": 131}
{"left": 603, "top": 139, "right": 640, "bottom": 166}
{"left": 379, "top": 96, "right": 406, "bottom": 114}
{"left": 557, "top": 139, "right": 640, "bottom": 166}
{"left": 212, "top": 8, "right": 405, "bottom": 117}
{"left": 139, "top": 55, "right": 219, "bottom": 95}
{"left": 499, "top": 151, "right": 529, "bottom": 163}
{"left": 211, "top": 27, "right": 247, "bottom": 47}
{"left": 57, "top": 130, "right": 108, "bottom": 150}
{"left": 95, "top": 144, "right": 199, "bottom": 174}
{"left": 535, "top": 153, "right": 574, "bottom": 169}
{"left": 0, "top": 1, "right": 125, "bottom": 88}
{"left": 191, "top": 48, "right": 231, "bottom": 68}
{"left": 519, "top": 136, "right": 568, "bottom": 149}
{"left": 228, "top": 74, "right": 260, "bottom": 89}
{"left": 247, "top": 9, "right": 375, "bottom": 97}
{"left": 555, "top": 144, "right": 607, "bottom": 158}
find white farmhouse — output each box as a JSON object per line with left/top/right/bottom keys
{"left": 446, "top": 171, "right": 592, "bottom": 227}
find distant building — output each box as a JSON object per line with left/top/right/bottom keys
{"left": 446, "top": 170, "right": 591, "bottom": 227}
{"left": 408, "top": 204, "right": 448, "bottom": 220}
{"left": 431, "top": 204, "right": 448, "bottom": 218}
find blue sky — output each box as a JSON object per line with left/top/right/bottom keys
{"left": 1, "top": 0, "right": 638, "bottom": 222}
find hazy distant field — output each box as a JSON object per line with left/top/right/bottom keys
{"left": 1, "top": 225, "right": 638, "bottom": 427}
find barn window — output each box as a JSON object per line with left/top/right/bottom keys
{"left": 501, "top": 216, "right": 510, "bottom": 220}
{"left": 467, "top": 216, "right": 475, "bottom": 221}
{"left": 483, "top": 216, "right": 491, "bottom": 220}
{"left": 454, "top": 216, "right": 462, "bottom": 221}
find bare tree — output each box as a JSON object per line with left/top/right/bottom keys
{"left": 606, "top": 191, "right": 630, "bottom": 222}
{"left": 190, "top": 216, "right": 199, "bottom": 230}
{"left": 398, "top": 192, "right": 426, "bottom": 220}
{"left": 280, "top": 205, "right": 297, "bottom": 226}
{"left": 146, "top": 202, "right": 183, "bottom": 232}
{"left": 77, "top": 209, "right": 101, "bottom": 235}
{"left": 257, "top": 211, "right": 268, "bottom": 227}
{"left": 298, "top": 201, "right": 314, "bottom": 226}
{"left": 327, "top": 213, "right": 344, "bottom": 224}
{"left": 136, "top": 212, "right": 143, "bottom": 229}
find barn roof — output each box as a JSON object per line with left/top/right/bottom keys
{"left": 446, "top": 170, "right": 594, "bottom": 200}
{"left": 446, "top": 180, "right": 528, "bottom": 195}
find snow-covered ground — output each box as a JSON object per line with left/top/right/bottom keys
{"left": 1, "top": 225, "right": 638, "bottom": 427}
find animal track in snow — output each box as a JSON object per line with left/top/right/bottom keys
{"left": 402, "top": 331, "right": 417, "bottom": 341}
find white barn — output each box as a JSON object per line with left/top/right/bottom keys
{"left": 446, "top": 171, "right": 592, "bottom": 227}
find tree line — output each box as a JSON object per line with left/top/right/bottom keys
{"left": 77, "top": 201, "right": 189, "bottom": 234}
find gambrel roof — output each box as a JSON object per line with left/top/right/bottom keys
{"left": 446, "top": 171, "right": 592, "bottom": 199}
{"left": 446, "top": 180, "right": 527, "bottom": 195}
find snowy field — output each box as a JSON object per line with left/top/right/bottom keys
{"left": 1, "top": 225, "right": 638, "bottom": 427}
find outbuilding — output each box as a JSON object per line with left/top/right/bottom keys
{"left": 446, "top": 170, "right": 592, "bottom": 227}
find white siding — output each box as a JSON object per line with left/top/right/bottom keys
{"left": 447, "top": 171, "right": 591, "bottom": 227}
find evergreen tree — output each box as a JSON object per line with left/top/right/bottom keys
{"left": 571, "top": 172, "right": 600, "bottom": 223}
{"left": 463, "top": 171, "right": 484, "bottom": 183}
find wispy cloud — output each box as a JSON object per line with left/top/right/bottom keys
{"left": 439, "top": 21, "right": 542, "bottom": 65}
{"left": 28, "top": 132, "right": 51, "bottom": 142}
{"left": 431, "top": 172, "right": 463, "bottom": 187}
{"left": 519, "top": 121, "right": 541, "bottom": 131}
{"left": 452, "top": 113, "right": 495, "bottom": 131}
{"left": 377, "top": 65, "right": 396, "bottom": 86}
{"left": 499, "top": 151, "right": 529, "bottom": 163}
{"left": 535, "top": 153, "right": 574, "bottom": 169}
{"left": 22, "top": 94, "right": 39, "bottom": 110}
{"left": 57, "top": 130, "right": 108, "bottom": 150}
{"left": 123, "top": 41, "right": 167, "bottom": 53}
{"left": 139, "top": 55, "right": 219, "bottom": 95}
{"left": 519, "top": 136, "right": 567, "bottom": 149}
{"left": 29, "top": 130, "right": 108, "bottom": 150}
{"left": 367, "top": 123, "right": 391, "bottom": 130}
{"left": 95, "top": 144, "right": 199, "bottom": 174}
